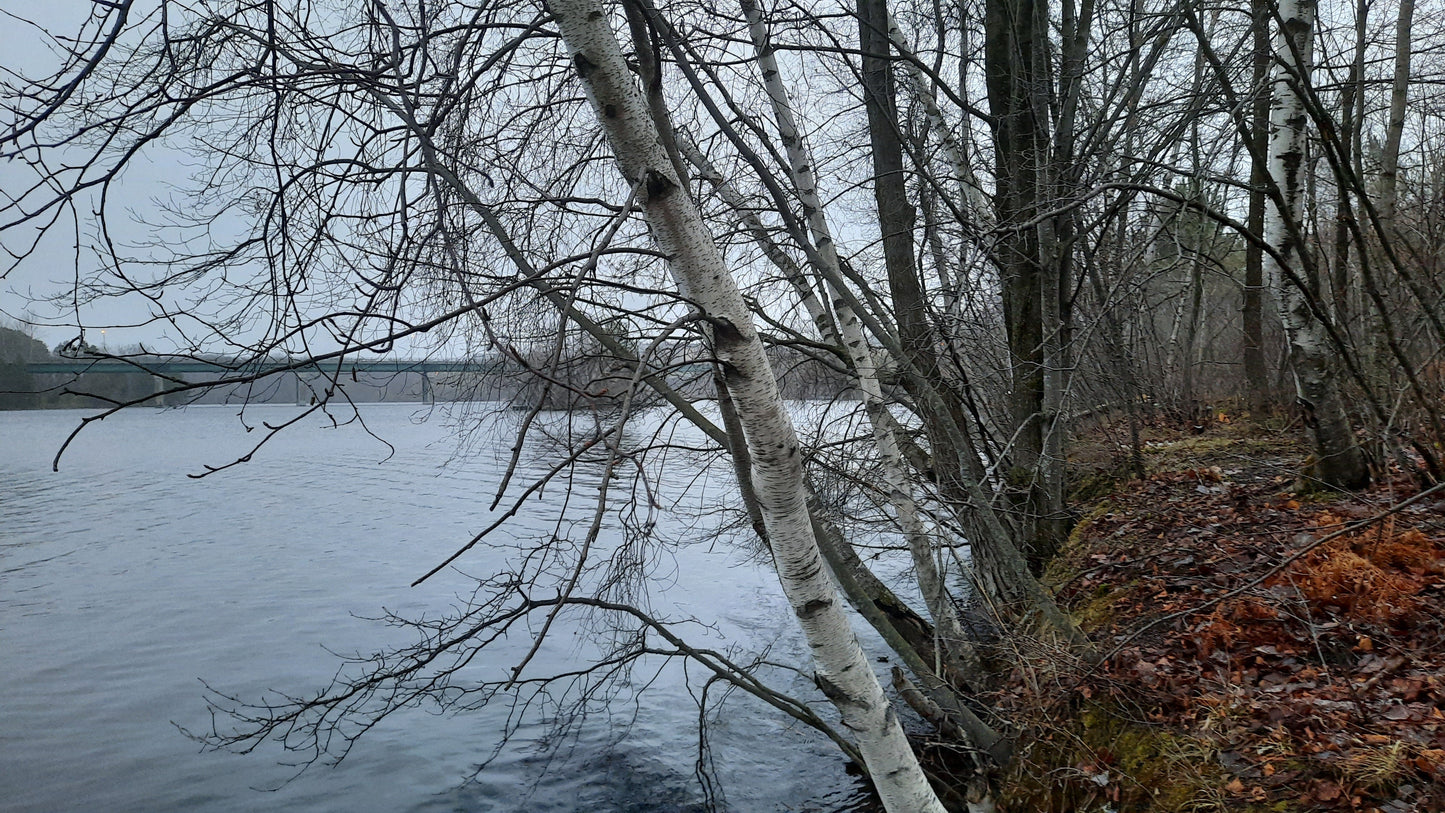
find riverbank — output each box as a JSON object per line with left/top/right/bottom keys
{"left": 997, "top": 417, "right": 1445, "bottom": 811}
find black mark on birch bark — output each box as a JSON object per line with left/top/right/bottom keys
{"left": 814, "top": 673, "right": 849, "bottom": 703}
{"left": 644, "top": 169, "right": 676, "bottom": 199}
{"left": 708, "top": 315, "right": 744, "bottom": 346}
{"left": 798, "top": 597, "right": 831, "bottom": 619}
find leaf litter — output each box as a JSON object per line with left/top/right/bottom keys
{"left": 1014, "top": 423, "right": 1445, "bottom": 811}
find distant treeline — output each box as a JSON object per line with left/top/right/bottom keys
{"left": 0, "top": 326, "right": 75, "bottom": 409}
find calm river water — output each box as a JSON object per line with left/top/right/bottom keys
{"left": 0, "top": 403, "right": 876, "bottom": 812}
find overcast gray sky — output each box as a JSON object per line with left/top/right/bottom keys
{"left": 2, "top": 1, "right": 204, "bottom": 352}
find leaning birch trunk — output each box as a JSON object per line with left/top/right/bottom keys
{"left": 1265, "top": 0, "right": 1371, "bottom": 490}
{"left": 884, "top": 12, "right": 991, "bottom": 227}
{"left": 677, "top": 134, "right": 839, "bottom": 346}
{"left": 720, "top": 1, "right": 1078, "bottom": 646}
{"left": 683, "top": 143, "right": 969, "bottom": 660}
{"left": 738, "top": 0, "right": 979, "bottom": 673}
{"left": 547, "top": 2, "right": 948, "bottom": 810}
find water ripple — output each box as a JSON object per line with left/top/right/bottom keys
{"left": 0, "top": 404, "right": 872, "bottom": 812}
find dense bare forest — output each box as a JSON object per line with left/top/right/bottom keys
{"left": 3, "top": 0, "right": 1443, "bottom": 809}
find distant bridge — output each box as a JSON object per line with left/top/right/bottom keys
{"left": 25, "top": 358, "right": 500, "bottom": 376}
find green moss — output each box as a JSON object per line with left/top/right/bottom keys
{"left": 1070, "top": 500, "right": 1114, "bottom": 544}
{"left": 1071, "top": 584, "right": 1128, "bottom": 631}
{"left": 999, "top": 703, "right": 1232, "bottom": 812}
{"left": 1041, "top": 500, "right": 1115, "bottom": 591}
{"left": 1005, "top": 465, "right": 1034, "bottom": 490}
{"left": 1069, "top": 466, "right": 1130, "bottom": 503}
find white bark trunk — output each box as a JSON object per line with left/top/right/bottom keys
{"left": 885, "top": 13, "right": 992, "bottom": 227}
{"left": 741, "top": 0, "right": 1076, "bottom": 648}
{"left": 547, "top": 2, "right": 946, "bottom": 809}
{"left": 1264, "top": 0, "right": 1370, "bottom": 489}
{"left": 739, "top": 0, "right": 980, "bottom": 678}
{"left": 677, "top": 134, "right": 838, "bottom": 345}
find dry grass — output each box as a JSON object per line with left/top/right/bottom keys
{"left": 1338, "top": 741, "right": 1413, "bottom": 791}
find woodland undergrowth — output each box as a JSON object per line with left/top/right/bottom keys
{"left": 993, "top": 414, "right": 1445, "bottom": 812}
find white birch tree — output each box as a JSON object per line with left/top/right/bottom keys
{"left": 1264, "top": 0, "right": 1371, "bottom": 489}
{"left": 546, "top": 0, "right": 948, "bottom": 808}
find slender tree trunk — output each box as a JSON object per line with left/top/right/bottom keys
{"left": 861, "top": 0, "right": 1072, "bottom": 639}
{"left": 1376, "top": 0, "right": 1414, "bottom": 232}
{"left": 1329, "top": 0, "right": 1368, "bottom": 330}
{"left": 1242, "top": 0, "right": 1270, "bottom": 409}
{"left": 1181, "top": 254, "right": 1204, "bottom": 417}
{"left": 621, "top": 1, "right": 778, "bottom": 553}
{"left": 885, "top": 12, "right": 992, "bottom": 228}
{"left": 1264, "top": 0, "right": 1371, "bottom": 490}
{"left": 547, "top": 1, "right": 948, "bottom": 808}
{"left": 741, "top": 0, "right": 987, "bottom": 689}
{"left": 683, "top": 128, "right": 1010, "bottom": 697}
{"left": 1087, "top": 238, "right": 1146, "bottom": 478}
{"left": 1046, "top": 0, "right": 1093, "bottom": 547}
{"left": 984, "top": 0, "right": 1055, "bottom": 569}
{"left": 1178, "top": 34, "right": 1211, "bottom": 420}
